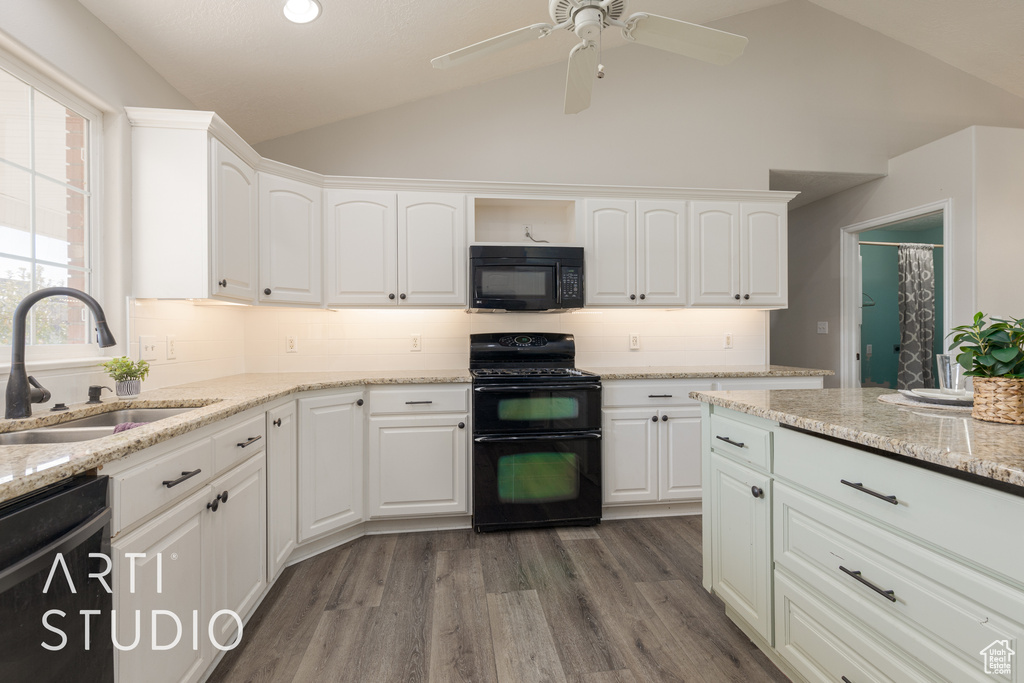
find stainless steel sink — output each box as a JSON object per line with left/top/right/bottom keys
{"left": 0, "top": 406, "right": 198, "bottom": 445}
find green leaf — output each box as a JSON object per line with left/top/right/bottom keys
{"left": 976, "top": 354, "right": 997, "bottom": 367}
{"left": 993, "top": 361, "right": 1016, "bottom": 376}
{"left": 956, "top": 350, "right": 975, "bottom": 370}
{"left": 991, "top": 347, "right": 1021, "bottom": 363}
{"left": 974, "top": 311, "right": 985, "bottom": 324}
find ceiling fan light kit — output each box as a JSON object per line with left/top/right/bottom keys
{"left": 431, "top": 0, "right": 749, "bottom": 114}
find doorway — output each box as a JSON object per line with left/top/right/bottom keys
{"left": 838, "top": 200, "right": 952, "bottom": 388}
{"left": 858, "top": 214, "right": 944, "bottom": 389}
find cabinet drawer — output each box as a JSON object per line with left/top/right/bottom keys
{"left": 213, "top": 413, "right": 267, "bottom": 472}
{"left": 774, "top": 482, "right": 1024, "bottom": 682}
{"left": 708, "top": 410, "right": 772, "bottom": 471}
{"left": 368, "top": 385, "right": 469, "bottom": 414}
{"left": 603, "top": 380, "right": 714, "bottom": 407}
{"left": 113, "top": 436, "right": 214, "bottom": 531}
{"left": 775, "top": 570, "right": 933, "bottom": 683}
{"left": 774, "top": 427, "right": 1024, "bottom": 583}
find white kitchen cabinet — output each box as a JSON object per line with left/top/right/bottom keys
{"left": 602, "top": 380, "right": 711, "bottom": 505}
{"left": 366, "top": 384, "right": 469, "bottom": 518}
{"left": 297, "top": 391, "right": 364, "bottom": 541}
{"left": 708, "top": 450, "right": 773, "bottom": 641}
{"left": 128, "top": 108, "right": 259, "bottom": 302}
{"left": 266, "top": 401, "right": 297, "bottom": 579}
{"left": 690, "top": 201, "right": 787, "bottom": 307}
{"left": 113, "top": 488, "right": 212, "bottom": 683}
{"left": 258, "top": 173, "right": 322, "bottom": 305}
{"left": 585, "top": 199, "right": 687, "bottom": 306}
{"left": 324, "top": 190, "right": 467, "bottom": 307}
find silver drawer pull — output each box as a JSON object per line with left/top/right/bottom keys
{"left": 715, "top": 435, "right": 745, "bottom": 448}
{"left": 839, "top": 565, "right": 896, "bottom": 603}
{"left": 162, "top": 469, "right": 201, "bottom": 488}
{"left": 405, "top": 400, "right": 433, "bottom": 405}
{"left": 648, "top": 394, "right": 673, "bottom": 398}
{"left": 237, "top": 435, "right": 263, "bottom": 448}
{"left": 840, "top": 479, "right": 898, "bottom": 505}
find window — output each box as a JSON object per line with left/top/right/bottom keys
{"left": 0, "top": 57, "right": 99, "bottom": 356}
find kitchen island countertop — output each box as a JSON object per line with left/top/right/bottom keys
{"left": 690, "top": 387, "right": 1024, "bottom": 492}
{"left": 591, "top": 364, "right": 833, "bottom": 380}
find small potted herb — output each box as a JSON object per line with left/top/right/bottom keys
{"left": 101, "top": 356, "right": 151, "bottom": 399}
{"left": 948, "top": 312, "right": 1024, "bottom": 424}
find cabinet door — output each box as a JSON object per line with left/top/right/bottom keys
{"left": 324, "top": 189, "right": 398, "bottom": 306}
{"left": 637, "top": 201, "right": 688, "bottom": 306}
{"left": 689, "top": 201, "right": 740, "bottom": 306}
{"left": 258, "top": 174, "right": 322, "bottom": 305}
{"left": 658, "top": 407, "right": 703, "bottom": 501}
{"left": 267, "top": 402, "right": 297, "bottom": 579}
{"left": 585, "top": 199, "right": 637, "bottom": 306}
{"left": 709, "top": 452, "right": 772, "bottom": 641}
{"left": 209, "top": 452, "right": 267, "bottom": 648}
{"left": 740, "top": 203, "right": 787, "bottom": 307}
{"left": 398, "top": 192, "right": 466, "bottom": 306}
{"left": 113, "top": 488, "right": 212, "bottom": 683}
{"left": 211, "top": 140, "right": 258, "bottom": 303}
{"left": 602, "top": 407, "right": 658, "bottom": 504}
{"left": 298, "top": 392, "right": 364, "bottom": 541}
{"left": 368, "top": 414, "right": 468, "bottom": 517}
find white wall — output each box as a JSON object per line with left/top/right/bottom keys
{"left": 255, "top": 0, "right": 1024, "bottom": 191}
{"left": 771, "top": 126, "right": 1024, "bottom": 387}
{"left": 242, "top": 307, "right": 769, "bottom": 373}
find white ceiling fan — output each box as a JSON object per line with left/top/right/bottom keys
{"left": 431, "top": 0, "right": 749, "bottom": 115}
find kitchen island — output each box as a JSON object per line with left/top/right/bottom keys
{"left": 692, "top": 387, "right": 1024, "bottom": 683}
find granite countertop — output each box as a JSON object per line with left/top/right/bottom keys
{"left": 0, "top": 370, "right": 471, "bottom": 504}
{"left": 690, "top": 387, "right": 1024, "bottom": 491}
{"left": 592, "top": 364, "right": 833, "bottom": 380}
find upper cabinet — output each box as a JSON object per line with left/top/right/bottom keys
{"left": 258, "top": 173, "right": 322, "bottom": 306}
{"left": 325, "top": 190, "right": 467, "bottom": 307}
{"left": 585, "top": 199, "right": 688, "bottom": 306}
{"left": 690, "top": 201, "right": 787, "bottom": 307}
{"left": 129, "top": 109, "right": 260, "bottom": 302}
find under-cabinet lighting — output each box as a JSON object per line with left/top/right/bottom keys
{"left": 283, "top": 0, "right": 321, "bottom": 24}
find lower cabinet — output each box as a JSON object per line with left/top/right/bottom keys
{"left": 297, "top": 391, "right": 364, "bottom": 542}
{"left": 112, "top": 451, "right": 266, "bottom": 683}
{"left": 266, "top": 401, "right": 297, "bottom": 579}
{"left": 708, "top": 450, "right": 772, "bottom": 642}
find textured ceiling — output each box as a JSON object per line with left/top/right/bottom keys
{"left": 75, "top": 0, "right": 1024, "bottom": 147}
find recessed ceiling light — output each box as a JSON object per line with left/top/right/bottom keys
{"left": 283, "top": 0, "right": 321, "bottom": 24}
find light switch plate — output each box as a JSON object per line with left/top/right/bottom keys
{"left": 724, "top": 333, "right": 734, "bottom": 349}
{"left": 139, "top": 335, "right": 159, "bottom": 361}
{"left": 817, "top": 321, "right": 829, "bottom": 335}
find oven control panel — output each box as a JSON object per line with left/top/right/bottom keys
{"left": 499, "top": 334, "right": 548, "bottom": 347}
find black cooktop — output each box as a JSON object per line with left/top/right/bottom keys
{"left": 469, "top": 333, "right": 599, "bottom": 382}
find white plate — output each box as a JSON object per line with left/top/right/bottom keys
{"left": 908, "top": 388, "right": 974, "bottom": 405}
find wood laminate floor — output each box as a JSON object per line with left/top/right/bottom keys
{"left": 211, "top": 516, "right": 790, "bottom": 683}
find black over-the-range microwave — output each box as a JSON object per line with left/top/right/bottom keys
{"left": 469, "top": 245, "right": 584, "bottom": 311}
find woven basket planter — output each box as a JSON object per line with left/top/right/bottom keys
{"left": 972, "top": 377, "right": 1024, "bottom": 424}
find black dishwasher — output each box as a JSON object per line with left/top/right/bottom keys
{"left": 0, "top": 474, "right": 113, "bottom": 683}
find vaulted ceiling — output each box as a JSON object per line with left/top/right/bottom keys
{"left": 76, "top": 0, "right": 1024, "bottom": 145}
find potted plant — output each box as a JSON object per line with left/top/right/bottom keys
{"left": 101, "top": 356, "right": 151, "bottom": 399}
{"left": 948, "top": 312, "right": 1024, "bottom": 424}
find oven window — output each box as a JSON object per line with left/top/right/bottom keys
{"left": 477, "top": 266, "right": 553, "bottom": 298}
{"left": 497, "top": 397, "right": 580, "bottom": 421}
{"left": 497, "top": 451, "right": 579, "bottom": 503}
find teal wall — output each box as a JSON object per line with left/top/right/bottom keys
{"left": 860, "top": 226, "right": 944, "bottom": 388}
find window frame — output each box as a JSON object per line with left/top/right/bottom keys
{"left": 0, "top": 49, "right": 104, "bottom": 364}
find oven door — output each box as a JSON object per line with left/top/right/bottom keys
{"left": 473, "top": 382, "right": 601, "bottom": 434}
{"left": 472, "top": 261, "right": 560, "bottom": 310}
{"left": 472, "top": 431, "right": 601, "bottom": 532}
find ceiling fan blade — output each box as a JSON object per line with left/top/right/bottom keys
{"left": 624, "top": 13, "right": 748, "bottom": 65}
{"left": 564, "top": 41, "right": 599, "bottom": 115}
{"left": 431, "top": 24, "right": 553, "bottom": 69}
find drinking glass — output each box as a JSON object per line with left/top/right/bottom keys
{"left": 936, "top": 354, "right": 966, "bottom": 394}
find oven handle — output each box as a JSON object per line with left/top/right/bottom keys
{"left": 474, "top": 383, "right": 602, "bottom": 393}
{"left": 474, "top": 432, "right": 602, "bottom": 443}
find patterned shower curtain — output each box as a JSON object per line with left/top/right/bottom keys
{"left": 897, "top": 244, "right": 935, "bottom": 390}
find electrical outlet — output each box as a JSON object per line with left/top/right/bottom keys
{"left": 817, "top": 321, "right": 829, "bottom": 335}
{"left": 139, "top": 335, "right": 159, "bottom": 361}
{"left": 166, "top": 335, "right": 177, "bottom": 360}
{"left": 629, "top": 333, "right": 640, "bottom": 350}
{"left": 411, "top": 333, "right": 422, "bottom": 352}
{"left": 286, "top": 335, "right": 298, "bottom": 353}
{"left": 724, "top": 333, "right": 734, "bottom": 349}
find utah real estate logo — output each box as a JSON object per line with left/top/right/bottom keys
{"left": 980, "top": 640, "right": 1015, "bottom": 676}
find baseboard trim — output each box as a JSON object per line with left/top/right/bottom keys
{"left": 602, "top": 501, "right": 701, "bottom": 520}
